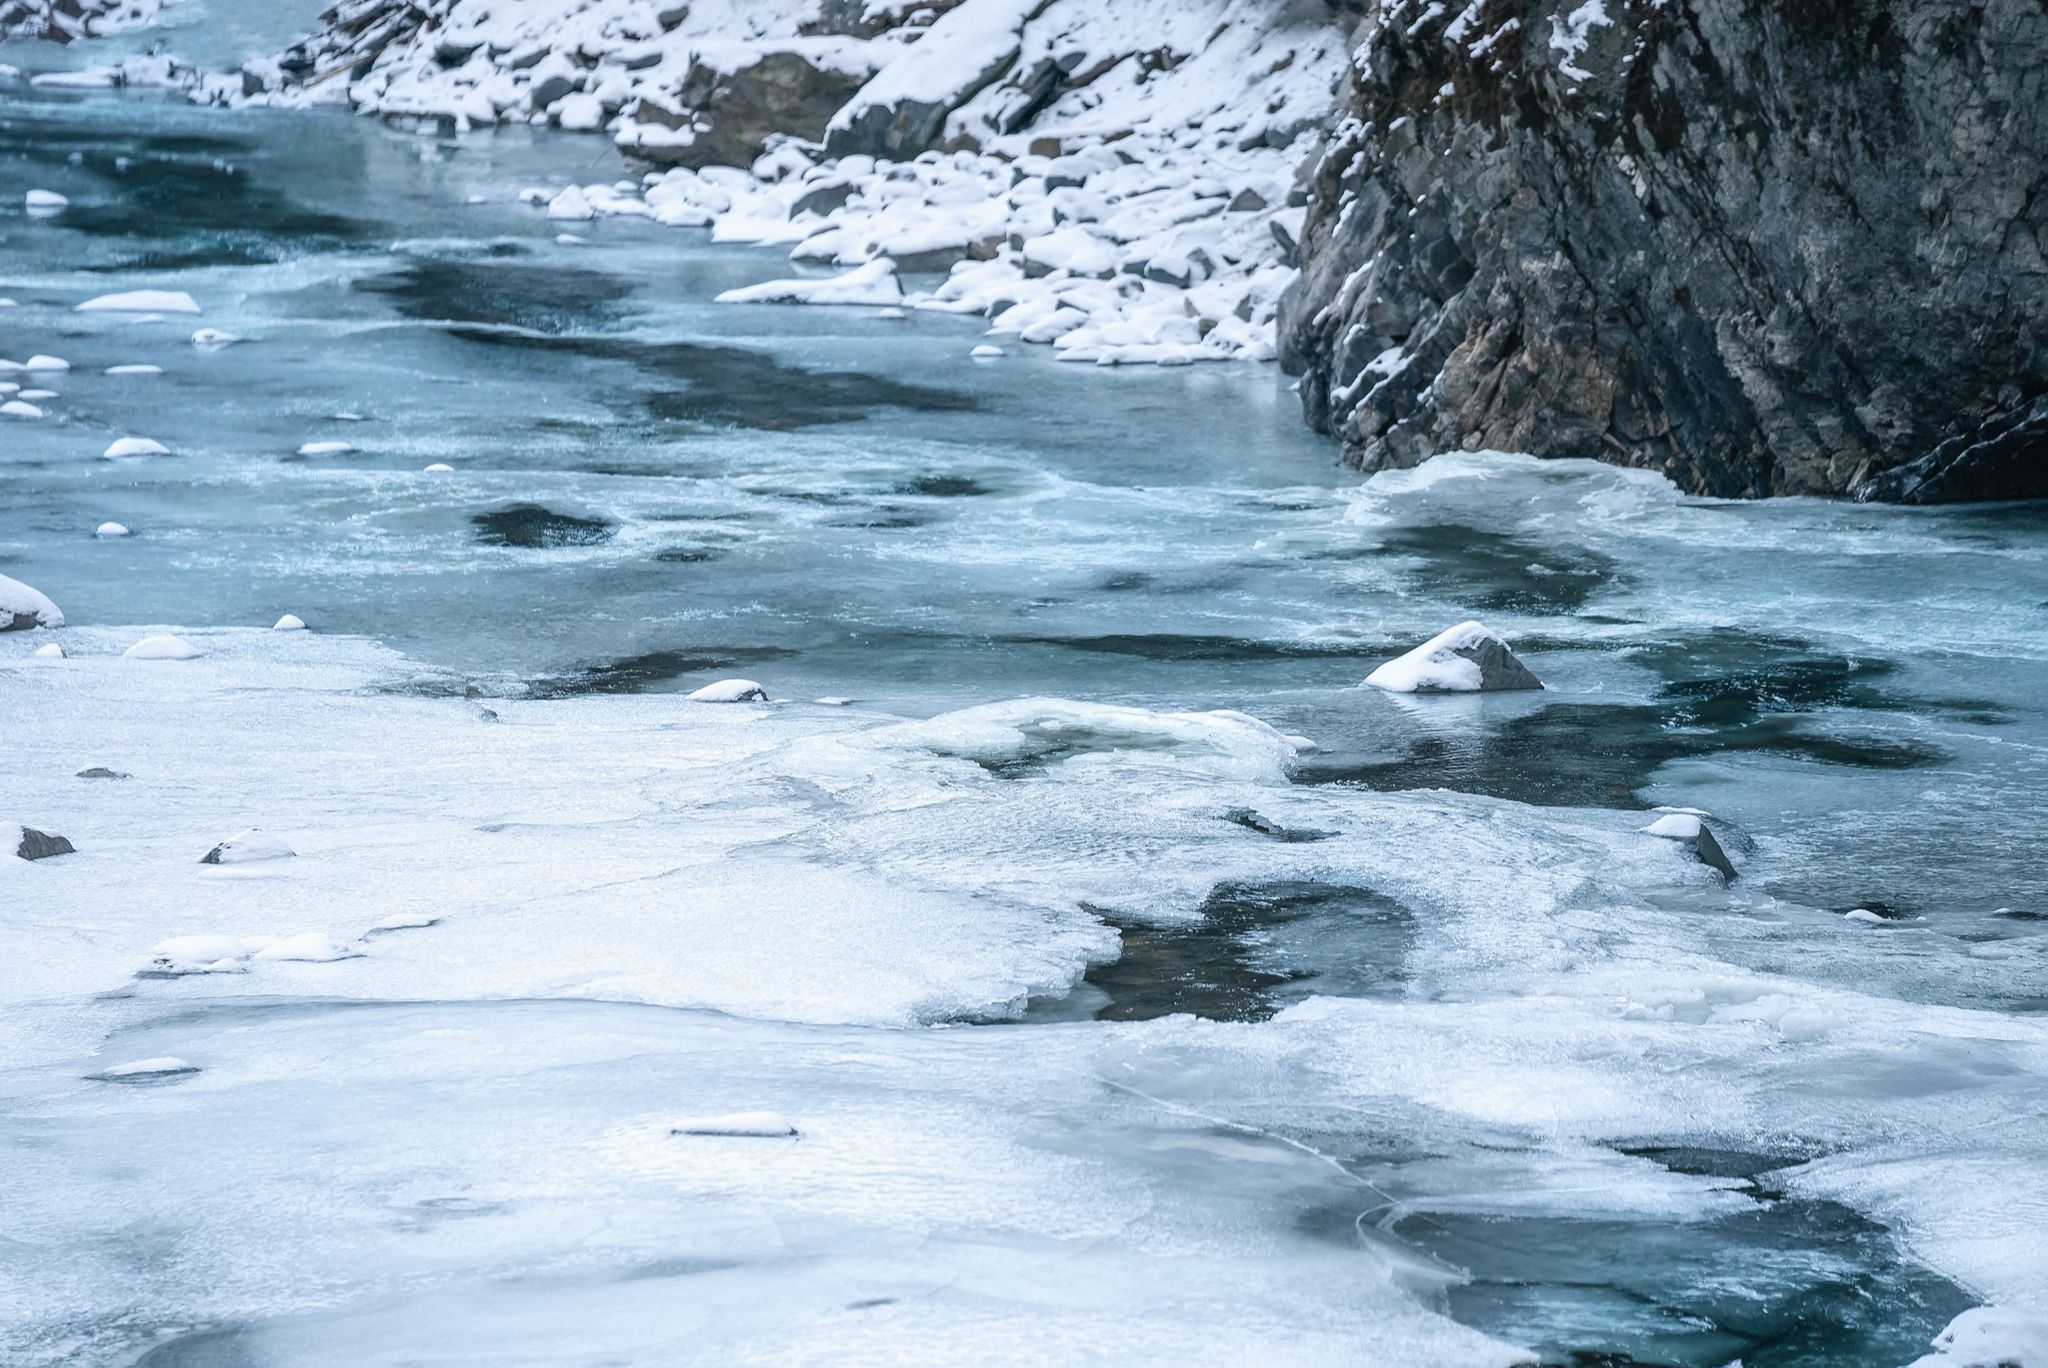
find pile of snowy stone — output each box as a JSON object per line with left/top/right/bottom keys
{"left": 0, "top": 0, "right": 159, "bottom": 43}
{"left": 224, "top": 0, "right": 1342, "bottom": 366}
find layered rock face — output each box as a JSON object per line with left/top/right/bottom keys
{"left": 1281, "top": 0, "right": 2047, "bottom": 500}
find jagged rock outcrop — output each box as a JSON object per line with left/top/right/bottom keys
{"left": 1, "top": 0, "right": 157, "bottom": 42}
{"left": 1281, "top": 0, "right": 2048, "bottom": 501}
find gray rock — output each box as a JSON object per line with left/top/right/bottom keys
{"left": 1282, "top": 0, "right": 2048, "bottom": 501}
{"left": 790, "top": 179, "right": 856, "bottom": 218}
{"left": 1226, "top": 187, "right": 1267, "bottom": 213}
{"left": 1695, "top": 825, "right": 1738, "bottom": 882}
{"left": 16, "top": 826, "right": 75, "bottom": 861}
{"left": 76, "top": 767, "right": 129, "bottom": 779}
{"left": 529, "top": 73, "right": 577, "bottom": 109}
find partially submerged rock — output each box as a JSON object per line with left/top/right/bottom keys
{"left": 14, "top": 825, "right": 75, "bottom": 861}
{"left": 1642, "top": 808, "right": 1739, "bottom": 882}
{"left": 93, "top": 1057, "right": 200, "bottom": 1082}
{"left": 199, "top": 828, "right": 296, "bottom": 864}
{"left": 0, "top": 573, "right": 64, "bottom": 632}
{"left": 472, "top": 503, "right": 614, "bottom": 548}
{"left": 76, "top": 766, "right": 128, "bottom": 779}
{"left": 1364, "top": 621, "right": 1541, "bottom": 693}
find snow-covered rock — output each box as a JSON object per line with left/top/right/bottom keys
{"left": 670, "top": 1110, "right": 797, "bottom": 1137}
{"left": 423, "top": 463, "right": 454, "bottom": 473}
{"left": 296, "top": 440, "right": 354, "bottom": 456}
{"left": 272, "top": 614, "right": 307, "bottom": 631}
{"left": 824, "top": 0, "right": 1047, "bottom": 160}
{"left": 199, "top": 828, "right": 295, "bottom": 864}
{"left": 95, "top": 522, "right": 131, "bottom": 537}
{"left": 33, "top": 642, "right": 65, "bottom": 659}
{"left": 971, "top": 343, "right": 1004, "bottom": 359}
{"left": 687, "top": 678, "right": 768, "bottom": 702}
{"left": 76, "top": 289, "right": 200, "bottom": 314}
{"left": 103, "top": 437, "right": 170, "bottom": 458}
{"left": 0, "top": 573, "right": 64, "bottom": 631}
{"left": 24, "top": 188, "right": 67, "bottom": 213}
{"left": 545, "top": 185, "right": 595, "bottom": 220}
{"left": 252, "top": 932, "right": 359, "bottom": 962}
{"left": 190, "top": 328, "right": 239, "bottom": 348}
{"left": 716, "top": 258, "right": 902, "bottom": 306}
{"left": 124, "top": 634, "right": 202, "bottom": 660}
{"left": 24, "top": 354, "right": 68, "bottom": 371}
{"left": 105, "top": 363, "right": 162, "bottom": 375}
{"left": 1642, "top": 813, "right": 1702, "bottom": 840}
{"left": 12, "top": 824, "right": 75, "bottom": 861}
{"left": 1906, "top": 1308, "right": 2048, "bottom": 1368}
{"left": 1364, "top": 621, "right": 1543, "bottom": 693}
{"left": 1, "top": 400, "right": 44, "bottom": 418}
{"left": 93, "top": 1057, "right": 200, "bottom": 1081}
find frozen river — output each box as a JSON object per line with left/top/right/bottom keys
{"left": 4, "top": 36, "right": 2047, "bottom": 1368}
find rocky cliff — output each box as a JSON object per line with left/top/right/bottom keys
{"left": 1279, "top": 0, "right": 2047, "bottom": 501}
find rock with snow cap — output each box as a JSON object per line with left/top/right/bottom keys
{"left": 670, "top": 1110, "right": 797, "bottom": 1137}
{"left": 1, "top": 573, "right": 64, "bottom": 631}
{"left": 687, "top": 678, "right": 767, "bottom": 702}
{"left": 124, "top": 634, "right": 202, "bottom": 660}
{"left": 1364, "top": 621, "right": 1541, "bottom": 693}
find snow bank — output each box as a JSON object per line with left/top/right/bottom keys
{"left": 715, "top": 258, "right": 902, "bottom": 306}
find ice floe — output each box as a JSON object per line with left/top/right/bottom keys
{"left": 76, "top": 289, "right": 201, "bottom": 314}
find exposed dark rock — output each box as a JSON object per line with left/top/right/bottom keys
{"left": 790, "top": 179, "right": 856, "bottom": 218}
{"left": 16, "top": 826, "right": 76, "bottom": 861}
{"left": 822, "top": 0, "right": 1053, "bottom": 160}
{"left": 76, "top": 767, "right": 130, "bottom": 779}
{"left": 1282, "top": 0, "right": 2048, "bottom": 501}
{"left": 1695, "top": 824, "right": 1738, "bottom": 881}
{"left": 471, "top": 503, "right": 615, "bottom": 548}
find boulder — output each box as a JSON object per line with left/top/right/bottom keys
{"left": 123, "top": 634, "right": 202, "bottom": 660}
{"left": 823, "top": 0, "right": 1051, "bottom": 159}
{"left": 687, "top": 678, "right": 768, "bottom": 702}
{"left": 1364, "top": 621, "right": 1542, "bottom": 693}
{"left": 617, "top": 43, "right": 875, "bottom": 170}
{"left": 1281, "top": 0, "right": 2048, "bottom": 500}
{"left": 15, "top": 825, "right": 75, "bottom": 860}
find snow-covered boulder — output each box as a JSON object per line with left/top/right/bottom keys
{"left": 616, "top": 41, "right": 880, "bottom": 170}
{"left": 1642, "top": 807, "right": 1741, "bottom": 881}
{"left": 13, "top": 824, "right": 75, "bottom": 860}
{"left": 95, "top": 521, "right": 131, "bottom": 537}
{"left": 687, "top": 678, "right": 768, "bottom": 702}
{"left": 24, "top": 354, "right": 68, "bottom": 371}
{"left": 1364, "top": 621, "right": 1542, "bottom": 693}
{"left": 1906, "top": 1308, "right": 2048, "bottom": 1368}
{"left": 199, "top": 828, "right": 295, "bottom": 864}
{"left": 1, "top": 400, "right": 43, "bottom": 419}
{"left": 272, "top": 613, "right": 306, "bottom": 630}
{"left": 670, "top": 1110, "right": 797, "bottom": 1137}
{"left": 1, "top": 574, "right": 64, "bottom": 631}
{"left": 103, "top": 437, "right": 169, "bottom": 458}
{"left": 24, "top": 188, "right": 67, "bottom": 212}
{"left": 76, "top": 289, "right": 200, "bottom": 314}
{"left": 124, "top": 634, "right": 201, "bottom": 660}
{"left": 33, "top": 642, "right": 65, "bottom": 659}
{"left": 190, "top": 328, "right": 239, "bottom": 348}
{"left": 715, "top": 258, "right": 901, "bottom": 306}
{"left": 296, "top": 440, "right": 353, "bottom": 456}
{"left": 824, "top": 0, "right": 1049, "bottom": 159}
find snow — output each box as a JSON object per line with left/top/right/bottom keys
{"left": 669, "top": 1110, "right": 798, "bottom": 1137}
{"left": 273, "top": 614, "right": 307, "bottom": 631}
{"left": 971, "top": 343, "right": 1004, "bottom": 358}
{"left": 687, "top": 678, "right": 768, "bottom": 702}
{"left": 0, "top": 574, "right": 64, "bottom": 629}
{"left": 191, "top": 328, "right": 240, "bottom": 348}
{"left": 76, "top": 289, "right": 201, "bottom": 314}
{"left": 32, "top": 642, "right": 65, "bottom": 659}
{"left": 95, "top": 522, "right": 131, "bottom": 538}
{"left": 716, "top": 258, "right": 903, "bottom": 306}
{"left": 422, "top": 463, "right": 455, "bottom": 473}
{"left": 1642, "top": 812, "right": 1702, "bottom": 839}
{"left": 1, "top": 400, "right": 42, "bottom": 419}
{"left": 201, "top": 828, "right": 296, "bottom": 864}
{"left": 545, "top": 185, "right": 594, "bottom": 220}
{"left": 297, "top": 440, "right": 355, "bottom": 456}
{"left": 555, "top": 92, "right": 605, "bottom": 131}
{"left": 103, "top": 437, "right": 170, "bottom": 458}
{"left": 1906, "top": 1308, "right": 2048, "bottom": 1367}
{"left": 1364, "top": 620, "right": 1510, "bottom": 692}
{"left": 24, "top": 354, "right": 69, "bottom": 371}
{"left": 123, "top": 634, "right": 203, "bottom": 660}
{"left": 25, "top": 188, "right": 67, "bottom": 213}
